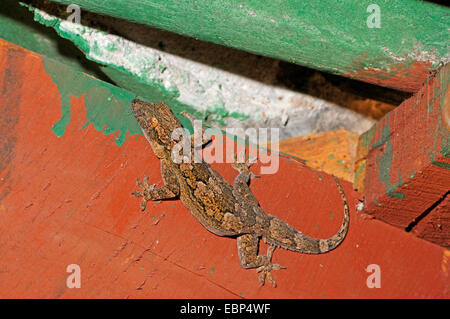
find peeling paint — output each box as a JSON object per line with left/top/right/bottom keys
{"left": 21, "top": 2, "right": 374, "bottom": 140}
{"left": 42, "top": 57, "right": 139, "bottom": 146}
{"left": 372, "top": 116, "right": 405, "bottom": 199}
{"left": 26, "top": 0, "right": 450, "bottom": 93}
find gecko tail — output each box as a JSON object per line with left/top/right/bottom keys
{"left": 263, "top": 176, "right": 350, "bottom": 254}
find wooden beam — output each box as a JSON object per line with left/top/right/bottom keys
{"left": 1, "top": 39, "right": 449, "bottom": 297}
{"left": 277, "top": 129, "right": 359, "bottom": 183}
{"left": 2, "top": 0, "right": 381, "bottom": 139}
{"left": 44, "top": 0, "right": 449, "bottom": 92}
{"left": 357, "top": 63, "right": 449, "bottom": 247}
{"left": 410, "top": 194, "right": 449, "bottom": 248}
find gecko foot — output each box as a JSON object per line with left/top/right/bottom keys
{"left": 232, "top": 154, "right": 259, "bottom": 180}
{"left": 256, "top": 246, "right": 286, "bottom": 288}
{"left": 131, "top": 174, "right": 156, "bottom": 211}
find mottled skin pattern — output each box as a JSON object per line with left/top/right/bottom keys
{"left": 131, "top": 100, "right": 350, "bottom": 287}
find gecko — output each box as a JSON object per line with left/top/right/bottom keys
{"left": 131, "top": 99, "right": 350, "bottom": 287}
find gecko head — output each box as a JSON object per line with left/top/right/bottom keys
{"left": 131, "top": 99, "right": 183, "bottom": 153}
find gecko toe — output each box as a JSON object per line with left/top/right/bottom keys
{"left": 249, "top": 172, "right": 260, "bottom": 180}
{"left": 256, "top": 265, "right": 265, "bottom": 273}
{"left": 140, "top": 198, "right": 148, "bottom": 211}
{"left": 257, "top": 269, "right": 277, "bottom": 288}
{"left": 258, "top": 271, "right": 267, "bottom": 286}
{"left": 232, "top": 156, "right": 257, "bottom": 177}
{"left": 247, "top": 156, "right": 258, "bottom": 167}
{"left": 135, "top": 176, "right": 156, "bottom": 193}
{"left": 255, "top": 261, "right": 284, "bottom": 288}
{"left": 132, "top": 191, "right": 143, "bottom": 198}
{"left": 266, "top": 272, "right": 277, "bottom": 288}
{"left": 143, "top": 174, "right": 150, "bottom": 187}
{"left": 271, "top": 263, "right": 286, "bottom": 271}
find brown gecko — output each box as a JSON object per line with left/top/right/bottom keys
{"left": 131, "top": 100, "right": 350, "bottom": 287}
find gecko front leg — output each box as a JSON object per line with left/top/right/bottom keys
{"left": 237, "top": 234, "right": 285, "bottom": 287}
{"left": 132, "top": 161, "right": 180, "bottom": 211}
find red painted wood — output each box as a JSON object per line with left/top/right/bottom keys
{"left": 345, "top": 61, "right": 434, "bottom": 93}
{"left": 412, "top": 195, "right": 449, "bottom": 248}
{"left": 0, "top": 40, "right": 449, "bottom": 298}
{"left": 361, "top": 63, "right": 450, "bottom": 247}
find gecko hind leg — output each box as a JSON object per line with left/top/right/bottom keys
{"left": 237, "top": 234, "right": 285, "bottom": 288}
{"left": 256, "top": 245, "right": 286, "bottom": 288}
{"left": 132, "top": 174, "right": 179, "bottom": 211}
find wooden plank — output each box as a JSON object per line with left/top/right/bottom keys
{"left": 0, "top": 0, "right": 102, "bottom": 77}
{"left": 357, "top": 63, "right": 449, "bottom": 247}
{"left": 43, "top": 0, "right": 450, "bottom": 92}
{"left": 410, "top": 195, "right": 449, "bottom": 248}
{"left": 277, "top": 129, "right": 358, "bottom": 183}
{"left": 1, "top": 0, "right": 378, "bottom": 140}
{"left": 0, "top": 40, "right": 449, "bottom": 298}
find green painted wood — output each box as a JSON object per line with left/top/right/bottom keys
{"left": 46, "top": 0, "right": 449, "bottom": 92}
{"left": 0, "top": 0, "right": 104, "bottom": 79}
{"left": 0, "top": 0, "right": 373, "bottom": 136}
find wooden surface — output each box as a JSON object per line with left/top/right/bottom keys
{"left": 357, "top": 63, "right": 449, "bottom": 248}
{"left": 44, "top": 0, "right": 450, "bottom": 92}
{"left": 411, "top": 196, "right": 449, "bottom": 248}
{"left": 0, "top": 40, "right": 449, "bottom": 298}
{"left": 277, "top": 129, "right": 358, "bottom": 183}
{"left": 1, "top": 0, "right": 379, "bottom": 141}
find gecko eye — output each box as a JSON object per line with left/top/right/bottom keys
{"left": 150, "top": 117, "right": 159, "bottom": 127}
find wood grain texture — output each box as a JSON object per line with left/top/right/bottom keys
{"left": 0, "top": 40, "right": 449, "bottom": 298}
{"left": 358, "top": 63, "right": 449, "bottom": 247}
{"left": 411, "top": 195, "right": 449, "bottom": 248}
{"left": 45, "top": 0, "right": 449, "bottom": 92}
{"left": 277, "top": 129, "right": 358, "bottom": 183}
